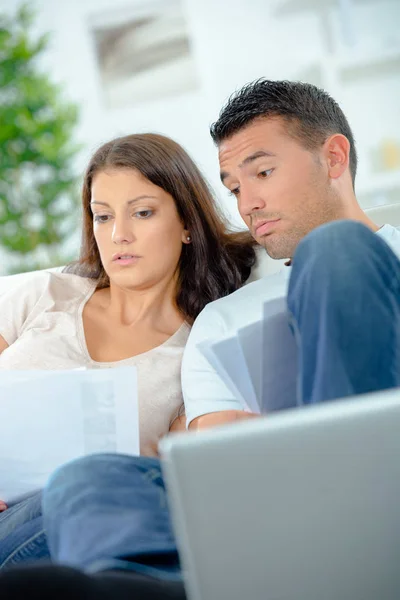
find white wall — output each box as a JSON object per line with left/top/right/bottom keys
{"left": 1, "top": 0, "right": 400, "bottom": 270}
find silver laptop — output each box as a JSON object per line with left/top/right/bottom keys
{"left": 159, "top": 390, "right": 400, "bottom": 600}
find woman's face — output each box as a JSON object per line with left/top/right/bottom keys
{"left": 90, "top": 168, "right": 190, "bottom": 290}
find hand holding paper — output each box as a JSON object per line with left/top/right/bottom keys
{"left": 0, "top": 367, "right": 139, "bottom": 505}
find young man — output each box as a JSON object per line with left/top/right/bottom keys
{"left": 184, "top": 78, "right": 400, "bottom": 429}
{"left": 2, "top": 80, "right": 400, "bottom": 599}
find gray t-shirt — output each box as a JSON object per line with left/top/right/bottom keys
{"left": 0, "top": 271, "right": 191, "bottom": 456}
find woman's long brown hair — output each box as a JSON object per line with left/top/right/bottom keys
{"left": 67, "top": 133, "right": 256, "bottom": 322}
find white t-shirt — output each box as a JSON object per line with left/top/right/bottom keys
{"left": 0, "top": 271, "right": 191, "bottom": 456}
{"left": 182, "top": 224, "right": 400, "bottom": 426}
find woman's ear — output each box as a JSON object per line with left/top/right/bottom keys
{"left": 182, "top": 229, "right": 192, "bottom": 244}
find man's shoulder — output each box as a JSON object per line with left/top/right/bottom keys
{"left": 377, "top": 224, "right": 400, "bottom": 241}
{"left": 376, "top": 224, "right": 400, "bottom": 260}
{"left": 199, "top": 270, "right": 289, "bottom": 331}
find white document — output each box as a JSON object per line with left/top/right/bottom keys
{"left": 198, "top": 335, "right": 259, "bottom": 413}
{"left": 198, "top": 296, "right": 298, "bottom": 414}
{"left": 0, "top": 367, "right": 139, "bottom": 505}
{"left": 237, "top": 320, "right": 263, "bottom": 410}
{"left": 261, "top": 297, "right": 298, "bottom": 413}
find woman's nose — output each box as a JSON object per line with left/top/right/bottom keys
{"left": 112, "top": 220, "right": 134, "bottom": 245}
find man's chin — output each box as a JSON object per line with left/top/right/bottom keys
{"left": 258, "top": 237, "right": 278, "bottom": 259}
{"left": 261, "top": 241, "right": 289, "bottom": 261}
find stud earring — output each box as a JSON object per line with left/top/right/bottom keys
{"left": 186, "top": 235, "right": 191, "bottom": 242}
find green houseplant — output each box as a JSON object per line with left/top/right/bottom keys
{"left": 0, "top": 3, "right": 80, "bottom": 273}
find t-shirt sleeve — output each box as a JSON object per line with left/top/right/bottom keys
{"left": 182, "top": 303, "right": 243, "bottom": 428}
{"left": 0, "top": 272, "right": 49, "bottom": 346}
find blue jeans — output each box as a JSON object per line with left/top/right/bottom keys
{"left": 3, "top": 220, "right": 400, "bottom": 572}
{"left": 43, "top": 454, "right": 181, "bottom": 579}
{"left": 288, "top": 220, "right": 400, "bottom": 404}
{"left": 0, "top": 492, "right": 49, "bottom": 569}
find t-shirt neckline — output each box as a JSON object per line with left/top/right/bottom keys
{"left": 75, "top": 280, "right": 189, "bottom": 366}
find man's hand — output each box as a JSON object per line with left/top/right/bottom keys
{"left": 0, "top": 500, "right": 8, "bottom": 512}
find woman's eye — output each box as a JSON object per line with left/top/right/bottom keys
{"left": 135, "top": 210, "right": 153, "bottom": 219}
{"left": 93, "top": 214, "right": 111, "bottom": 223}
{"left": 228, "top": 187, "right": 240, "bottom": 197}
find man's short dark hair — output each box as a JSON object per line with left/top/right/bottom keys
{"left": 210, "top": 79, "right": 357, "bottom": 187}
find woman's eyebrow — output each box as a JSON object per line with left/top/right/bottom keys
{"left": 90, "top": 195, "right": 159, "bottom": 207}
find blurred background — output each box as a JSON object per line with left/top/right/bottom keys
{"left": 0, "top": 0, "right": 399, "bottom": 274}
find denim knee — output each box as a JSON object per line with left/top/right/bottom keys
{"left": 43, "top": 454, "right": 161, "bottom": 516}
{"left": 294, "top": 220, "right": 375, "bottom": 269}
{"left": 47, "top": 454, "right": 160, "bottom": 489}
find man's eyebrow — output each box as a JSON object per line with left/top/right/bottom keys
{"left": 90, "top": 195, "right": 158, "bottom": 207}
{"left": 239, "top": 150, "right": 276, "bottom": 168}
{"left": 220, "top": 171, "right": 230, "bottom": 183}
{"left": 220, "top": 150, "right": 276, "bottom": 183}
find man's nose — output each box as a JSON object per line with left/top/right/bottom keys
{"left": 112, "top": 219, "right": 135, "bottom": 245}
{"left": 238, "top": 184, "right": 267, "bottom": 218}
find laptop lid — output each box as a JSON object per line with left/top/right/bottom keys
{"left": 160, "top": 390, "right": 400, "bottom": 600}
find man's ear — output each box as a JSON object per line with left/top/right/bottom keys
{"left": 322, "top": 133, "right": 351, "bottom": 181}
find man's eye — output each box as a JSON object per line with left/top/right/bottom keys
{"left": 135, "top": 210, "right": 153, "bottom": 219}
{"left": 259, "top": 169, "right": 273, "bottom": 178}
{"left": 228, "top": 187, "right": 240, "bottom": 197}
{"left": 93, "top": 214, "right": 110, "bottom": 223}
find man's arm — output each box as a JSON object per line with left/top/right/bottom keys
{"left": 182, "top": 303, "right": 256, "bottom": 431}
{"left": 189, "top": 410, "right": 258, "bottom": 431}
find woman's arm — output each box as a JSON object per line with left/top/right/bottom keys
{"left": 0, "top": 335, "right": 9, "bottom": 510}
{"left": 0, "top": 334, "right": 9, "bottom": 355}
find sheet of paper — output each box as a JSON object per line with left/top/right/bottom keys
{"left": 237, "top": 321, "right": 263, "bottom": 407}
{"left": 0, "top": 367, "right": 139, "bottom": 505}
{"left": 197, "top": 295, "right": 298, "bottom": 415}
{"left": 198, "top": 334, "right": 259, "bottom": 413}
{"left": 261, "top": 297, "right": 298, "bottom": 413}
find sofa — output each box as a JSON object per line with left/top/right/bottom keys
{"left": 1, "top": 203, "right": 400, "bottom": 294}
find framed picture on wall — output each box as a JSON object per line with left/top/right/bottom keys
{"left": 90, "top": 0, "right": 199, "bottom": 108}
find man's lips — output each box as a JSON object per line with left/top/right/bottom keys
{"left": 254, "top": 219, "right": 280, "bottom": 237}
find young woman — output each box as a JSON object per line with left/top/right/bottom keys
{"left": 0, "top": 133, "right": 256, "bottom": 567}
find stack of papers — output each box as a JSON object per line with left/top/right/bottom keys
{"left": 0, "top": 367, "right": 139, "bottom": 505}
{"left": 198, "top": 297, "right": 298, "bottom": 414}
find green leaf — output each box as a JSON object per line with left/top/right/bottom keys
{"left": 0, "top": 2, "right": 80, "bottom": 272}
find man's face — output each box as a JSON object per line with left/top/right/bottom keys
{"left": 218, "top": 117, "right": 340, "bottom": 259}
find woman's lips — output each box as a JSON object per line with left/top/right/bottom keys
{"left": 112, "top": 254, "right": 140, "bottom": 266}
